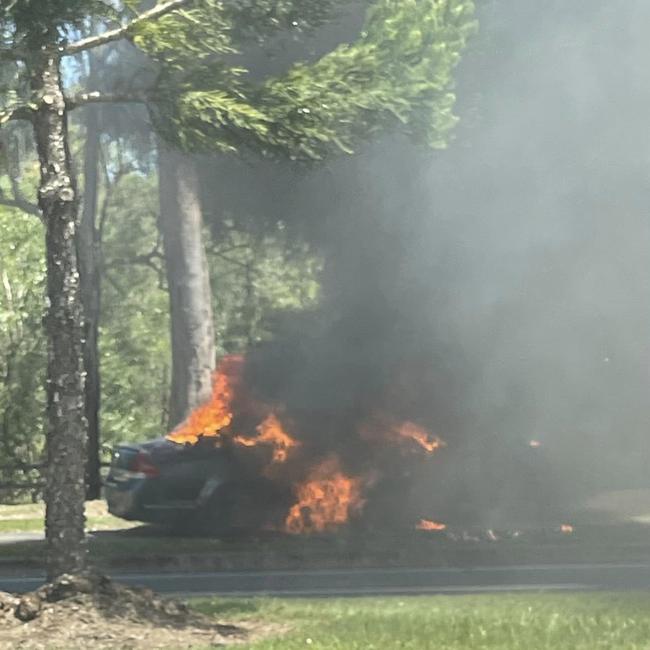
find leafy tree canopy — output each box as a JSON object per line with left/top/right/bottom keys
{"left": 2, "top": 0, "right": 476, "bottom": 158}
{"left": 149, "top": 0, "right": 477, "bottom": 157}
{"left": 0, "top": 143, "right": 322, "bottom": 470}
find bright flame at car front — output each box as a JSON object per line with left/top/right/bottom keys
{"left": 285, "top": 456, "right": 364, "bottom": 534}
{"left": 167, "top": 355, "right": 242, "bottom": 445}
{"left": 166, "top": 356, "right": 451, "bottom": 535}
{"left": 167, "top": 356, "right": 299, "bottom": 464}
{"left": 234, "top": 412, "right": 300, "bottom": 463}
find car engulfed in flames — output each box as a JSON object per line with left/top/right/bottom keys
{"left": 106, "top": 355, "right": 445, "bottom": 535}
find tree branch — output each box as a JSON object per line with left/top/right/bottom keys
{"left": 211, "top": 251, "right": 250, "bottom": 269}
{"left": 0, "top": 132, "right": 42, "bottom": 219}
{"left": 0, "top": 106, "right": 34, "bottom": 124}
{"left": 0, "top": 45, "right": 30, "bottom": 62}
{"left": 7, "top": 162, "right": 40, "bottom": 220}
{"left": 103, "top": 270, "right": 126, "bottom": 297}
{"left": 106, "top": 248, "right": 164, "bottom": 269}
{"left": 64, "top": 0, "right": 192, "bottom": 55}
{"left": 0, "top": 195, "right": 41, "bottom": 218}
{"left": 66, "top": 91, "right": 148, "bottom": 110}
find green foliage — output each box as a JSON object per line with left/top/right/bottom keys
{"left": 0, "top": 59, "right": 29, "bottom": 126}
{"left": 131, "top": 0, "right": 234, "bottom": 69}
{"left": 223, "top": 0, "right": 347, "bottom": 42}
{"left": 0, "top": 201, "right": 46, "bottom": 485}
{"left": 208, "top": 220, "right": 322, "bottom": 354}
{"left": 157, "top": 87, "right": 269, "bottom": 153}
{"left": 98, "top": 172, "right": 171, "bottom": 443}
{"left": 0, "top": 0, "right": 474, "bottom": 450}
{"left": 96, "top": 168, "right": 321, "bottom": 444}
{"left": 0, "top": 160, "right": 322, "bottom": 454}
{"left": 155, "top": 0, "right": 477, "bottom": 158}
{"left": 1, "top": 0, "right": 116, "bottom": 47}
{"left": 260, "top": 0, "right": 477, "bottom": 157}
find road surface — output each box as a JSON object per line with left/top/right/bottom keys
{"left": 3, "top": 564, "right": 650, "bottom": 596}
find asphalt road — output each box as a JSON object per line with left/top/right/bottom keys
{"left": 3, "top": 563, "right": 650, "bottom": 597}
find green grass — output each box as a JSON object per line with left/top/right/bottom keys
{"left": 6, "top": 528, "right": 650, "bottom": 571}
{"left": 5, "top": 500, "right": 650, "bottom": 570}
{"left": 0, "top": 517, "right": 44, "bottom": 533}
{"left": 191, "top": 593, "right": 650, "bottom": 649}
{"left": 0, "top": 516, "right": 129, "bottom": 534}
{"left": 0, "top": 533, "right": 236, "bottom": 564}
{"left": 0, "top": 501, "right": 135, "bottom": 534}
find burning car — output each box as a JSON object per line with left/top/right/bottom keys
{"left": 104, "top": 435, "right": 292, "bottom": 533}
{"left": 106, "top": 354, "right": 445, "bottom": 534}
{"left": 105, "top": 355, "right": 295, "bottom": 532}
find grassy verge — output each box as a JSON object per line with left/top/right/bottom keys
{"left": 4, "top": 502, "right": 650, "bottom": 570}
{"left": 192, "top": 593, "right": 650, "bottom": 649}
{"left": 0, "top": 516, "right": 133, "bottom": 534}
{"left": 0, "top": 501, "right": 136, "bottom": 534}
{"left": 5, "top": 525, "right": 650, "bottom": 571}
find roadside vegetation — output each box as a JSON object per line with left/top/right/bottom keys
{"left": 0, "top": 502, "right": 134, "bottom": 534}
{"left": 0, "top": 178, "right": 322, "bottom": 491}
{"left": 4, "top": 501, "right": 650, "bottom": 569}
{"left": 193, "top": 593, "right": 650, "bottom": 649}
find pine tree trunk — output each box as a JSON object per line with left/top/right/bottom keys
{"left": 79, "top": 105, "right": 102, "bottom": 501}
{"left": 158, "top": 144, "right": 216, "bottom": 428}
{"left": 30, "top": 53, "right": 87, "bottom": 579}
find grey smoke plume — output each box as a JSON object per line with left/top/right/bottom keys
{"left": 204, "top": 0, "right": 650, "bottom": 528}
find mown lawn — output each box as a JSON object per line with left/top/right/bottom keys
{"left": 0, "top": 501, "right": 136, "bottom": 533}
{"left": 192, "top": 593, "right": 650, "bottom": 649}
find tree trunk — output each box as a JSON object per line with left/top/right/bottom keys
{"left": 31, "top": 53, "right": 87, "bottom": 579}
{"left": 158, "top": 144, "right": 215, "bottom": 429}
{"left": 79, "top": 105, "right": 102, "bottom": 501}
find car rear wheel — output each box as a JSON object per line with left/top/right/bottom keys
{"left": 195, "top": 479, "right": 290, "bottom": 536}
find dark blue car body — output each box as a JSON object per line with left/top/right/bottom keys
{"left": 105, "top": 436, "right": 290, "bottom": 532}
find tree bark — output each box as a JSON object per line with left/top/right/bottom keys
{"left": 79, "top": 104, "right": 102, "bottom": 501}
{"left": 158, "top": 144, "right": 216, "bottom": 428}
{"left": 30, "top": 53, "right": 87, "bottom": 579}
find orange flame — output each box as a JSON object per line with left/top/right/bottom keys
{"left": 234, "top": 412, "right": 299, "bottom": 463}
{"left": 167, "top": 355, "right": 243, "bottom": 445}
{"left": 286, "top": 457, "right": 364, "bottom": 534}
{"left": 396, "top": 421, "right": 445, "bottom": 454}
{"left": 416, "top": 518, "right": 447, "bottom": 531}
{"left": 360, "top": 416, "right": 445, "bottom": 455}
{"left": 560, "top": 524, "right": 574, "bottom": 534}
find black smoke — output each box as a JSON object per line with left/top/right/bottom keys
{"left": 200, "top": 0, "right": 650, "bottom": 530}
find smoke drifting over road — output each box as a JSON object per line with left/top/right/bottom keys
{"left": 196, "top": 0, "right": 650, "bottom": 529}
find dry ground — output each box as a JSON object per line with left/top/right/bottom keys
{"left": 0, "top": 574, "right": 285, "bottom": 650}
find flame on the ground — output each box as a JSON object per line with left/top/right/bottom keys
{"left": 416, "top": 518, "right": 447, "bottom": 531}
{"left": 167, "top": 355, "right": 243, "bottom": 445}
{"left": 285, "top": 456, "right": 364, "bottom": 534}
{"left": 234, "top": 412, "right": 299, "bottom": 463}
{"left": 560, "top": 524, "right": 574, "bottom": 534}
{"left": 361, "top": 416, "right": 445, "bottom": 455}
{"left": 396, "top": 421, "right": 445, "bottom": 454}
{"left": 529, "top": 439, "right": 541, "bottom": 448}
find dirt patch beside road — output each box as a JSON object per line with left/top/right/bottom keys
{"left": 0, "top": 573, "right": 283, "bottom": 650}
